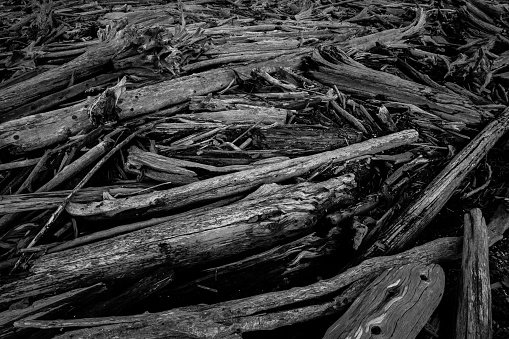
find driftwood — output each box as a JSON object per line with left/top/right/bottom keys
{"left": 0, "top": 175, "right": 356, "bottom": 307}
{"left": 65, "top": 129, "right": 418, "bottom": 219}
{"left": 0, "top": 184, "right": 152, "bottom": 215}
{"left": 352, "top": 107, "right": 509, "bottom": 264}
{"left": 0, "top": 40, "right": 126, "bottom": 122}
{"left": 323, "top": 264, "right": 444, "bottom": 339}
{"left": 454, "top": 209, "right": 492, "bottom": 339}
{"left": 0, "top": 67, "right": 237, "bottom": 153}
{"left": 0, "top": 284, "right": 106, "bottom": 339}
{"left": 14, "top": 237, "right": 461, "bottom": 338}
{"left": 309, "top": 47, "right": 491, "bottom": 126}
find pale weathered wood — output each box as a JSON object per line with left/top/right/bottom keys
{"left": 323, "top": 264, "right": 445, "bottom": 339}
{"left": 454, "top": 208, "right": 492, "bottom": 339}
{"left": 0, "top": 68, "right": 237, "bottom": 153}
{"left": 0, "top": 175, "right": 356, "bottom": 307}
{"left": 352, "top": 107, "right": 509, "bottom": 264}
{"left": 65, "top": 129, "right": 418, "bottom": 219}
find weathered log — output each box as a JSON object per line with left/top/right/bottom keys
{"left": 126, "top": 147, "right": 252, "bottom": 175}
{"left": 0, "top": 68, "right": 236, "bottom": 154}
{"left": 323, "top": 264, "right": 444, "bottom": 339}
{"left": 0, "top": 40, "right": 125, "bottom": 122}
{"left": 172, "top": 106, "right": 291, "bottom": 124}
{"left": 14, "top": 237, "right": 461, "bottom": 338}
{"left": 0, "top": 175, "right": 356, "bottom": 307}
{"left": 65, "top": 129, "right": 418, "bottom": 219}
{"left": 454, "top": 209, "right": 492, "bottom": 339}
{"left": 0, "top": 184, "right": 152, "bottom": 215}
{"left": 5, "top": 73, "right": 122, "bottom": 119}
{"left": 352, "top": 107, "right": 509, "bottom": 264}
{"left": 309, "top": 47, "right": 490, "bottom": 125}
{"left": 251, "top": 125, "right": 363, "bottom": 151}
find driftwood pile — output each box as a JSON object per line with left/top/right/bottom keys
{"left": 1, "top": 0, "right": 509, "bottom": 338}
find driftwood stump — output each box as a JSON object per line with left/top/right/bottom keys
{"left": 454, "top": 208, "right": 492, "bottom": 339}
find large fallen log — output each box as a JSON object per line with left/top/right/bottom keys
{"left": 0, "top": 175, "right": 356, "bottom": 308}
{"left": 14, "top": 237, "right": 462, "bottom": 338}
{"left": 352, "top": 107, "right": 509, "bottom": 264}
{"left": 65, "top": 129, "right": 418, "bottom": 219}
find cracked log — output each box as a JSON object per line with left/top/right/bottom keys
{"left": 0, "top": 175, "right": 356, "bottom": 308}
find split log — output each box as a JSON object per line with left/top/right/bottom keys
{"left": 0, "top": 175, "right": 356, "bottom": 307}
{"left": 352, "top": 107, "right": 509, "bottom": 264}
{"left": 454, "top": 209, "right": 492, "bottom": 339}
{"left": 14, "top": 237, "right": 462, "bottom": 338}
{"left": 65, "top": 129, "right": 418, "bottom": 219}
{"left": 323, "top": 264, "right": 444, "bottom": 339}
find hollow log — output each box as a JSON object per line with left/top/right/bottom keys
{"left": 454, "top": 209, "right": 492, "bottom": 339}
{"left": 65, "top": 129, "right": 418, "bottom": 219}
{"left": 0, "top": 175, "right": 356, "bottom": 308}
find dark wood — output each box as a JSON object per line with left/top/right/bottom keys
{"left": 14, "top": 237, "right": 461, "bottom": 338}
{"left": 454, "top": 208, "right": 492, "bottom": 339}
{"left": 352, "top": 107, "right": 509, "bottom": 264}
